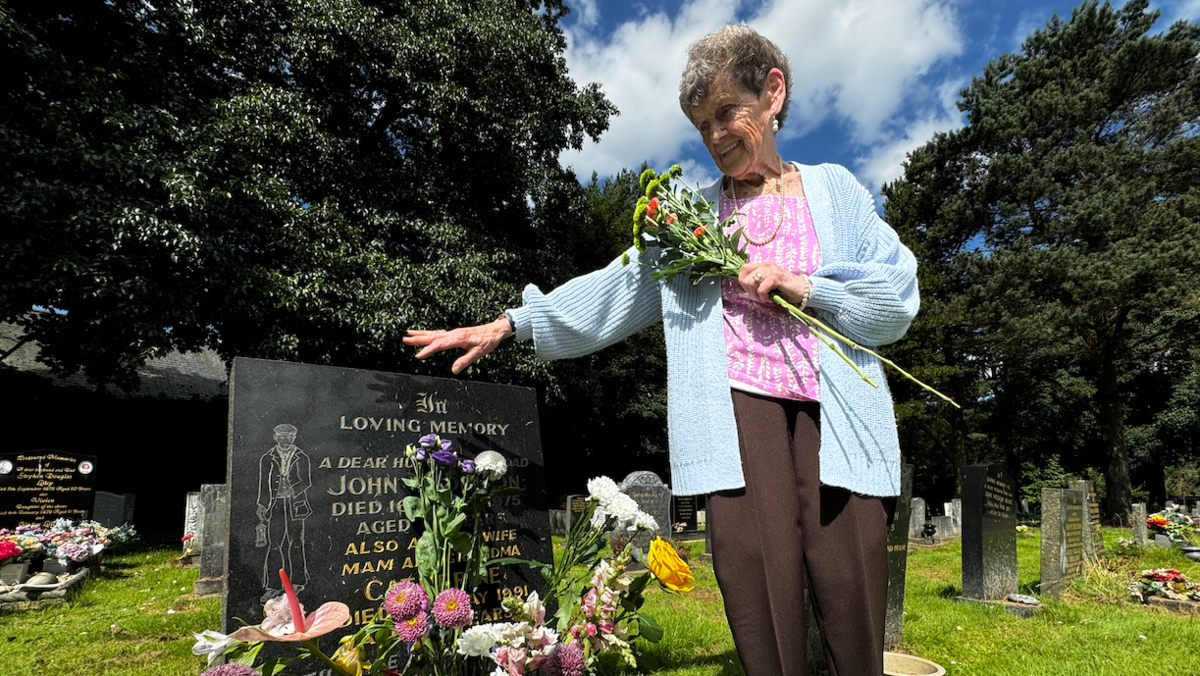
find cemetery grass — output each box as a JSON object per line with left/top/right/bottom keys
{"left": 0, "top": 533, "right": 218, "bottom": 676}
{"left": 901, "top": 528, "right": 1200, "bottom": 676}
{"left": 4, "top": 533, "right": 1200, "bottom": 675}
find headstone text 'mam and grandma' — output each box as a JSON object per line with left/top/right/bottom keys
{"left": 222, "top": 358, "right": 552, "bottom": 655}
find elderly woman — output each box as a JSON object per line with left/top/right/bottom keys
{"left": 405, "top": 24, "right": 917, "bottom": 676}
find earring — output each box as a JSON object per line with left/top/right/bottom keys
{"left": 772, "top": 117, "right": 779, "bottom": 133}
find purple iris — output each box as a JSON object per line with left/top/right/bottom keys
{"left": 432, "top": 449, "right": 459, "bottom": 466}
{"left": 460, "top": 459, "right": 476, "bottom": 474}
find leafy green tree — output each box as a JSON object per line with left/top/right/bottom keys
{"left": 0, "top": 0, "right": 614, "bottom": 389}
{"left": 884, "top": 0, "right": 1200, "bottom": 518}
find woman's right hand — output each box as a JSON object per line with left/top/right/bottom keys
{"left": 402, "top": 316, "right": 513, "bottom": 375}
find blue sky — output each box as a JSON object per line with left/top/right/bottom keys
{"left": 556, "top": 0, "right": 1200, "bottom": 199}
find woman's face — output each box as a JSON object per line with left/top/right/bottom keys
{"left": 689, "top": 69, "right": 784, "bottom": 182}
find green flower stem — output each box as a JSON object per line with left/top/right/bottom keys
{"left": 771, "top": 293, "right": 961, "bottom": 409}
{"left": 300, "top": 640, "right": 354, "bottom": 676}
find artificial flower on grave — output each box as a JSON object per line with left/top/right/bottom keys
{"left": 625, "top": 165, "right": 958, "bottom": 408}
{"left": 0, "top": 540, "right": 21, "bottom": 565}
{"left": 1129, "top": 568, "right": 1200, "bottom": 603}
{"left": 1146, "top": 507, "right": 1200, "bottom": 543}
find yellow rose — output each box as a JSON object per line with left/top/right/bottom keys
{"left": 647, "top": 537, "right": 694, "bottom": 592}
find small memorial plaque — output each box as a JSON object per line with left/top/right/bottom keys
{"left": 1064, "top": 493, "right": 1084, "bottom": 576}
{"left": 0, "top": 450, "right": 98, "bottom": 528}
{"left": 222, "top": 358, "right": 552, "bottom": 669}
{"left": 672, "top": 495, "right": 700, "bottom": 534}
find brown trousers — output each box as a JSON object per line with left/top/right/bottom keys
{"left": 709, "top": 391, "right": 895, "bottom": 676}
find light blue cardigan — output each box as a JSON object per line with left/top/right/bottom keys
{"left": 506, "top": 163, "right": 918, "bottom": 497}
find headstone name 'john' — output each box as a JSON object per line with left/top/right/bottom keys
{"left": 960, "top": 464, "right": 1017, "bottom": 600}
{"left": 0, "top": 450, "right": 98, "bottom": 528}
{"left": 223, "top": 357, "right": 552, "bottom": 662}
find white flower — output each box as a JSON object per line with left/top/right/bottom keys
{"left": 605, "top": 493, "right": 640, "bottom": 523}
{"left": 522, "top": 591, "right": 546, "bottom": 625}
{"left": 475, "top": 450, "right": 508, "bottom": 479}
{"left": 261, "top": 595, "right": 302, "bottom": 637}
{"left": 458, "top": 623, "right": 505, "bottom": 657}
{"left": 192, "top": 630, "right": 234, "bottom": 664}
{"left": 587, "top": 477, "right": 619, "bottom": 503}
{"left": 630, "top": 510, "right": 658, "bottom": 532}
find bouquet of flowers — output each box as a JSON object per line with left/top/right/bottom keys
{"left": 194, "top": 437, "right": 692, "bottom": 676}
{"left": 626, "top": 165, "right": 957, "bottom": 407}
{"left": 0, "top": 519, "right": 137, "bottom": 564}
{"left": 1146, "top": 507, "right": 1200, "bottom": 543}
{"left": 1129, "top": 568, "right": 1200, "bottom": 603}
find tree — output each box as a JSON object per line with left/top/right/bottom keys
{"left": 884, "top": 0, "right": 1200, "bottom": 518}
{"left": 0, "top": 0, "right": 615, "bottom": 389}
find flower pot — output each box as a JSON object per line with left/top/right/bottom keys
{"left": 39, "top": 558, "right": 78, "bottom": 575}
{"left": 0, "top": 561, "right": 31, "bottom": 586}
{"left": 884, "top": 652, "right": 946, "bottom": 676}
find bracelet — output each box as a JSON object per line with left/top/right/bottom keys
{"left": 797, "top": 278, "right": 812, "bottom": 311}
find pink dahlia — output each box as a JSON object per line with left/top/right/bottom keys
{"left": 384, "top": 581, "right": 429, "bottom": 620}
{"left": 200, "top": 665, "right": 258, "bottom": 676}
{"left": 395, "top": 612, "right": 429, "bottom": 644}
{"left": 433, "top": 588, "right": 474, "bottom": 628}
{"left": 543, "top": 642, "right": 585, "bottom": 676}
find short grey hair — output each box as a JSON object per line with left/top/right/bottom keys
{"left": 679, "top": 25, "right": 793, "bottom": 129}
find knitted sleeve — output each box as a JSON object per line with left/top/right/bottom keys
{"left": 505, "top": 246, "right": 663, "bottom": 360}
{"left": 806, "top": 165, "right": 919, "bottom": 347}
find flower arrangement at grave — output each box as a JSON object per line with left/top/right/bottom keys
{"left": 1129, "top": 568, "right": 1200, "bottom": 603}
{"left": 1145, "top": 506, "right": 1200, "bottom": 543}
{"left": 626, "top": 165, "right": 958, "bottom": 408}
{"left": 196, "top": 437, "right": 691, "bottom": 676}
{"left": 0, "top": 519, "right": 137, "bottom": 566}
{"left": 0, "top": 540, "right": 21, "bottom": 566}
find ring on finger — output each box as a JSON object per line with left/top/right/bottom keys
{"left": 752, "top": 272, "right": 764, "bottom": 284}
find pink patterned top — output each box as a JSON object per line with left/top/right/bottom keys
{"left": 720, "top": 190, "right": 821, "bottom": 401}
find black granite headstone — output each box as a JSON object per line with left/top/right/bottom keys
{"left": 0, "top": 450, "right": 97, "bottom": 527}
{"left": 885, "top": 464, "right": 914, "bottom": 649}
{"left": 616, "top": 471, "right": 670, "bottom": 552}
{"left": 92, "top": 491, "right": 134, "bottom": 528}
{"left": 960, "top": 464, "right": 1017, "bottom": 600}
{"left": 671, "top": 495, "right": 700, "bottom": 534}
{"left": 222, "top": 357, "right": 552, "bottom": 665}
{"left": 565, "top": 494, "right": 587, "bottom": 534}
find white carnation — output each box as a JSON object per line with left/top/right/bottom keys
{"left": 631, "top": 510, "right": 658, "bottom": 533}
{"left": 587, "top": 476, "right": 619, "bottom": 503}
{"left": 458, "top": 624, "right": 505, "bottom": 657}
{"left": 605, "top": 492, "right": 640, "bottom": 523}
{"left": 474, "top": 450, "right": 508, "bottom": 479}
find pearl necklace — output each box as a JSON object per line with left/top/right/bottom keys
{"left": 727, "top": 157, "right": 788, "bottom": 247}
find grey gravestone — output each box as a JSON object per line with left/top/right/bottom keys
{"left": 1040, "top": 488, "right": 1084, "bottom": 598}
{"left": 1166, "top": 500, "right": 1176, "bottom": 509}
{"left": 885, "top": 464, "right": 914, "bottom": 650}
{"left": 183, "top": 491, "right": 202, "bottom": 548}
{"left": 92, "top": 491, "right": 134, "bottom": 528}
{"left": 195, "top": 484, "right": 229, "bottom": 596}
{"left": 1020, "top": 499, "right": 1030, "bottom": 515}
{"left": 1069, "top": 480, "right": 1102, "bottom": 562}
{"left": 672, "top": 495, "right": 700, "bottom": 534}
{"left": 932, "top": 515, "right": 955, "bottom": 538}
{"left": 0, "top": 450, "right": 98, "bottom": 528}
{"left": 909, "top": 497, "right": 926, "bottom": 539}
{"left": 1132, "top": 503, "right": 1147, "bottom": 544}
{"left": 1155, "top": 534, "right": 1172, "bottom": 548}
{"left": 949, "top": 498, "right": 963, "bottom": 532}
{"left": 960, "top": 464, "right": 1017, "bottom": 600}
{"left": 565, "top": 494, "right": 587, "bottom": 534}
{"left": 616, "top": 471, "right": 670, "bottom": 553}
{"left": 222, "top": 357, "right": 552, "bottom": 668}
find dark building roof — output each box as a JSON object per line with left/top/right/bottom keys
{"left": 0, "top": 320, "right": 228, "bottom": 401}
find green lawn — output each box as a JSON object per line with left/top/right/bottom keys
{"left": 1, "top": 531, "right": 1198, "bottom": 675}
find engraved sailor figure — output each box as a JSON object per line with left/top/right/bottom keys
{"left": 256, "top": 423, "right": 312, "bottom": 602}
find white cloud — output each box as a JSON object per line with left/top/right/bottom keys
{"left": 560, "top": 0, "right": 964, "bottom": 180}
{"left": 854, "top": 78, "right": 966, "bottom": 195}
{"left": 1159, "top": 0, "right": 1200, "bottom": 23}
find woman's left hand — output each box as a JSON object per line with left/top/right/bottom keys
{"left": 738, "top": 262, "right": 809, "bottom": 306}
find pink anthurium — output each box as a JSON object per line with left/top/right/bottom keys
{"left": 229, "top": 569, "right": 350, "bottom": 643}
